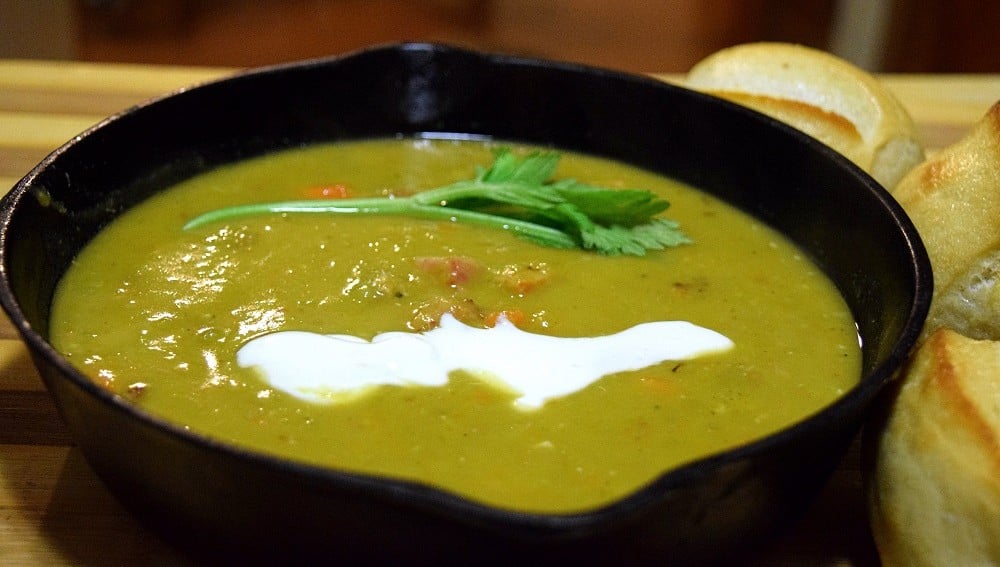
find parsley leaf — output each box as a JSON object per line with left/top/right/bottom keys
{"left": 184, "top": 148, "right": 691, "bottom": 256}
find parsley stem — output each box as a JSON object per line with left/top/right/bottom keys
{"left": 183, "top": 196, "right": 577, "bottom": 249}
{"left": 182, "top": 149, "right": 689, "bottom": 256}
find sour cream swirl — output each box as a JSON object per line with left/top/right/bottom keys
{"left": 238, "top": 314, "right": 734, "bottom": 409}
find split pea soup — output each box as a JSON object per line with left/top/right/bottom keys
{"left": 49, "top": 137, "right": 861, "bottom": 513}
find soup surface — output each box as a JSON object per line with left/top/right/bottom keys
{"left": 50, "top": 138, "right": 860, "bottom": 513}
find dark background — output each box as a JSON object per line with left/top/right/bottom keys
{"left": 2, "top": 0, "right": 998, "bottom": 73}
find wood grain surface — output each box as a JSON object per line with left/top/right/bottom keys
{"left": 0, "top": 58, "right": 997, "bottom": 565}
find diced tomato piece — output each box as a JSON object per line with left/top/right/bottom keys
{"left": 414, "top": 256, "right": 482, "bottom": 287}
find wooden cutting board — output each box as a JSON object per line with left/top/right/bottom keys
{"left": 1, "top": 59, "right": 998, "bottom": 565}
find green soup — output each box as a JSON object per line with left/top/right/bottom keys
{"left": 50, "top": 138, "right": 860, "bottom": 513}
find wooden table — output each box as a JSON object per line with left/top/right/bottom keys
{"left": 1, "top": 59, "right": 998, "bottom": 565}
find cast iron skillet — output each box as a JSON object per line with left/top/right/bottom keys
{"left": 0, "top": 43, "right": 930, "bottom": 565}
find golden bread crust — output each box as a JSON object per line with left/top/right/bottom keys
{"left": 711, "top": 90, "right": 865, "bottom": 162}
{"left": 891, "top": 101, "right": 1000, "bottom": 339}
{"left": 686, "top": 42, "right": 925, "bottom": 189}
{"left": 868, "top": 329, "right": 1000, "bottom": 566}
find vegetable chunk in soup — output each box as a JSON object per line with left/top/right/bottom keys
{"left": 50, "top": 138, "right": 860, "bottom": 513}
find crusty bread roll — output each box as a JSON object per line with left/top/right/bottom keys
{"left": 891, "top": 101, "right": 1000, "bottom": 341}
{"left": 685, "top": 42, "right": 925, "bottom": 189}
{"left": 868, "top": 102, "right": 1000, "bottom": 566}
{"left": 867, "top": 328, "right": 1000, "bottom": 566}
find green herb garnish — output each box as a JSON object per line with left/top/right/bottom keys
{"left": 183, "top": 148, "right": 691, "bottom": 256}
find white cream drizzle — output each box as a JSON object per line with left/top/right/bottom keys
{"left": 237, "top": 313, "right": 734, "bottom": 410}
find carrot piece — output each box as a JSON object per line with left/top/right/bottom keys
{"left": 484, "top": 309, "right": 527, "bottom": 328}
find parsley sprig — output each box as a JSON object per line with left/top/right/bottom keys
{"left": 183, "top": 149, "right": 691, "bottom": 256}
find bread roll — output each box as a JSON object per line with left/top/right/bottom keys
{"left": 685, "top": 42, "right": 925, "bottom": 189}
{"left": 867, "top": 328, "right": 1000, "bottom": 566}
{"left": 869, "top": 103, "right": 1000, "bottom": 566}
{"left": 891, "top": 101, "right": 1000, "bottom": 340}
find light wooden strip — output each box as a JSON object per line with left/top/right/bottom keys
{"left": 0, "top": 334, "right": 70, "bottom": 446}
{"left": 883, "top": 74, "right": 999, "bottom": 150}
{"left": 0, "top": 111, "right": 104, "bottom": 149}
{"left": 912, "top": 124, "right": 977, "bottom": 154}
{"left": 0, "top": 60, "right": 232, "bottom": 117}
{"left": 0, "top": 147, "right": 58, "bottom": 182}
{"left": 0, "top": 112, "right": 104, "bottom": 180}
{"left": 0, "top": 444, "right": 189, "bottom": 565}
{"left": 0, "top": 333, "right": 72, "bottom": 446}
{"left": 0, "top": 445, "right": 68, "bottom": 509}
{"left": 881, "top": 74, "right": 1000, "bottom": 124}
{"left": 0, "top": 313, "right": 19, "bottom": 340}
{"left": 0, "top": 59, "right": 234, "bottom": 96}
{"left": 0, "top": 339, "right": 42, "bottom": 392}
{"left": 0, "top": 88, "right": 158, "bottom": 117}
{"left": 0, "top": 390, "right": 71, "bottom": 446}
{"left": 1, "top": 176, "right": 19, "bottom": 193}
{"left": 0, "top": 59, "right": 231, "bottom": 123}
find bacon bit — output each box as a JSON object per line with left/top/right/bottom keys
{"left": 414, "top": 256, "right": 483, "bottom": 288}
{"left": 484, "top": 309, "right": 528, "bottom": 328}
{"left": 302, "top": 184, "right": 351, "bottom": 199}
{"left": 495, "top": 262, "right": 550, "bottom": 295}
